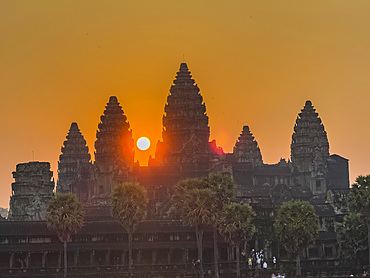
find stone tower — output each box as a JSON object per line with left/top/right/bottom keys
{"left": 233, "top": 126, "right": 263, "bottom": 167}
{"left": 151, "top": 63, "right": 212, "bottom": 174}
{"left": 8, "top": 162, "right": 54, "bottom": 221}
{"left": 291, "top": 100, "right": 329, "bottom": 195}
{"left": 57, "top": 122, "right": 91, "bottom": 202}
{"left": 93, "top": 96, "right": 134, "bottom": 197}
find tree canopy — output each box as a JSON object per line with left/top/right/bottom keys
{"left": 46, "top": 193, "right": 85, "bottom": 242}
{"left": 347, "top": 175, "right": 370, "bottom": 220}
{"left": 219, "top": 202, "right": 255, "bottom": 244}
{"left": 46, "top": 193, "right": 85, "bottom": 278}
{"left": 347, "top": 175, "right": 370, "bottom": 265}
{"left": 173, "top": 177, "right": 218, "bottom": 278}
{"left": 111, "top": 182, "right": 148, "bottom": 277}
{"left": 337, "top": 212, "right": 368, "bottom": 264}
{"left": 274, "top": 200, "right": 318, "bottom": 276}
{"left": 274, "top": 200, "right": 318, "bottom": 254}
{"left": 173, "top": 173, "right": 239, "bottom": 278}
{"left": 204, "top": 173, "right": 236, "bottom": 278}
{"left": 219, "top": 202, "right": 255, "bottom": 278}
{"left": 111, "top": 182, "right": 148, "bottom": 234}
{"left": 205, "top": 172, "right": 236, "bottom": 203}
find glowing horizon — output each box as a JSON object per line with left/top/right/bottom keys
{"left": 1, "top": 1, "right": 370, "bottom": 208}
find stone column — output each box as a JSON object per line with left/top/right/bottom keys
{"left": 90, "top": 250, "right": 95, "bottom": 265}
{"left": 74, "top": 251, "right": 79, "bottom": 266}
{"left": 227, "top": 246, "right": 233, "bottom": 261}
{"left": 266, "top": 240, "right": 272, "bottom": 260}
{"left": 152, "top": 249, "right": 157, "bottom": 265}
{"left": 42, "top": 252, "right": 47, "bottom": 268}
{"left": 25, "top": 252, "right": 30, "bottom": 268}
{"left": 136, "top": 250, "right": 141, "bottom": 264}
{"left": 168, "top": 249, "right": 174, "bottom": 264}
{"left": 105, "top": 249, "right": 111, "bottom": 265}
{"left": 121, "top": 250, "right": 126, "bottom": 265}
{"left": 320, "top": 243, "right": 324, "bottom": 258}
{"left": 58, "top": 251, "right": 62, "bottom": 269}
{"left": 9, "top": 252, "right": 14, "bottom": 269}
{"left": 183, "top": 249, "right": 189, "bottom": 264}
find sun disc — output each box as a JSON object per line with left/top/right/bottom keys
{"left": 137, "top": 137, "right": 150, "bottom": 151}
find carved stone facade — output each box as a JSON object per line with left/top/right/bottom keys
{"left": 8, "top": 162, "right": 54, "bottom": 221}
{"left": 291, "top": 100, "right": 330, "bottom": 196}
{"left": 93, "top": 96, "right": 135, "bottom": 199}
{"left": 150, "top": 63, "right": 214, "bottom": 175}
{"left": 57, "top": 122, "right": 91, "bottom": 201}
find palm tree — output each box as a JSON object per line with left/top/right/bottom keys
{"left": 336, "top": 212, "right": 368, "bottom": 264}
{"left": 274, "top": 200, "right": 318, "bottom": 276}
{"left": 111, "top": 182, "right": 148, "bottom": 277}
{"left": 173, "top": 178, "right": 217, "bottom": 278}
{"left": 219, "top": 202, "right": 255, "bottom": 278}
{"left": 46, "top": 193, "right": 85, "bottom": 278}
{"left": 347, "top": 175, "right": 370, "bottom": 265}
{"left": 205, "top": 173, "right": 236, "bottom": 278}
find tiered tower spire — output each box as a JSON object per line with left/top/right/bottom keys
{"left": 95, "top": 96, "right": 134, "bottom": 170}
{"left": 233, "top": 126, "right": 263, "bottom": 167}
{"left": 152, "top": 63, "right": 212, "bottom": 172}
{"left": 93, "top": 96, "right": 134, "bottom": 196}
{"left": 291, "top": 100, "right": 329, "bottom": 194}
{"left": 57, "top": 122, "right": 91, "bottom": 201}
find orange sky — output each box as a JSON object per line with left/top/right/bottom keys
{"left": 1, "top": 1, "right": 370, "bottom": 208}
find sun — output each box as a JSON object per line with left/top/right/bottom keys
{"left": 136, "top": 137, "right": 151, "bottom": 151}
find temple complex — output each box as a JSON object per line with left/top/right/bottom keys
{"left": 1, "top": 63, "right": 351, "bottom": 277}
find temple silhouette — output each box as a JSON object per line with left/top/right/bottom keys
{"left": 2, "top": 63, "right": 350, "bottom": 276}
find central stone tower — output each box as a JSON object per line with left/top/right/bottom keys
{"left": 291, "top": 100, "right": 329, "bottom": 195}
{"left": 151, "top": 63, "right": 213, "bottom": 175}
{"left": 93, "top": 96, "right": 135, "bottom": 197}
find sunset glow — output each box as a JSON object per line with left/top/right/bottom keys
{"left": 0, "top": 1, "right": 370, "bottom": 208}
{"left": 137, "top": 137, "right": 150, "bottom": 151}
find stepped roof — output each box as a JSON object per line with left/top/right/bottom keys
{"left": 154, "top": 63, "right": 211, "bottom": 168}
{"left": 94, "top": 96, "right": 134, "bottom": 168}
{"left": 233, "top": 126, "right": 263, "bottom": 166}
{"left": 60, "top": 122, "right": 90, "bottom": 160}
{"left": 57, "top": 122, "right": 91, "bottom": 193}
{"left": 291, "top": 100, "right": 329, "bottom": 163}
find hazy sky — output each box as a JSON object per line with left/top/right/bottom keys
{"left": 1, "top": 1, "right": 370, "bottom": 208}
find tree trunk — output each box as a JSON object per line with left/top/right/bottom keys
{"left": 236, "top": 243, "right": 241, "bottom": 278}
{"left": 213, "top": 227, "right": 219, "bottom": 278}
{"left": 367, "top": 222, "right": 370, "bottom": 267}
{"left": 128, "top": 232, "right": 133, "bottom": 278}
{"left": 196, "top": 227, "right": 204, "bottom": 278}
{"left": 296, "top": 253, "right": 301, "bottom": 276}
{"left": 64, "top": 241, "right": 67, "bottom": 278}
